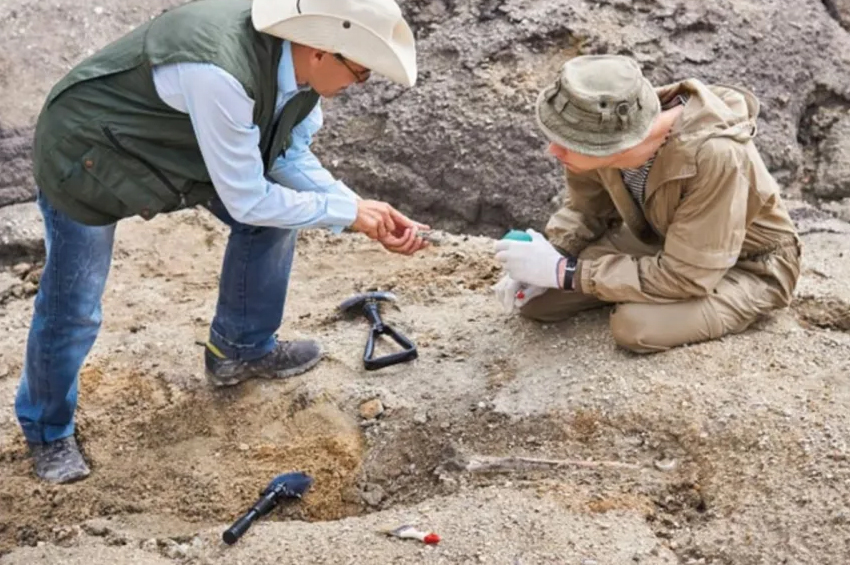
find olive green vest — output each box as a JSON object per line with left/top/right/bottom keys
{"left": 33, "top": 0, "right": 320, "bottom": 225}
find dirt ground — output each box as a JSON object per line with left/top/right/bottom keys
{"left": 0, "top": 203, "right": 849, "bottom": 564}
{"left": 2, "top": 0, "right": 850, "bottom": 564}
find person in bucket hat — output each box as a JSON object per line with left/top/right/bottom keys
{"left": 17, "top": 0, "right": 425, "bottom": 484}
{"left": 494, "top": 55, "right": 801, "bottom": 353}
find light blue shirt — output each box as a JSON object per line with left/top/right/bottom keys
{"left": 152, "top": 41, "right": 358, "bottom": 232}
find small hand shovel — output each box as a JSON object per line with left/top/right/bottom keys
{"left": 339, "top": 291, "right": 418, "bottom": 370}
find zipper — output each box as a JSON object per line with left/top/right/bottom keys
{"left": 102, "top": 126, "right": 186, "bottom": 208}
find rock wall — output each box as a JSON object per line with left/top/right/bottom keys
{"left": 2, "top": 0, "right": 850, "bottom": 237}
{"left": 315, "top": 0, "right": 850, "bottom": 235}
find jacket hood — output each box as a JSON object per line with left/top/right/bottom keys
{"left": 658, "top": 78, "right": 759, "bottom": 145}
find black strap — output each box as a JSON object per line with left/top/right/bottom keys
{"left": 262, "top": 90, "right": 320, "bottom": 170}
{"left": 262, "top": 115, "right": 284, "bottom": 169}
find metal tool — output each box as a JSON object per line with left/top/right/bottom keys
{"left": 381, "top": 524, "right": 441, "bottom": 544}
{"left": 339, "top": 291, "right": 418, "bottom": 370}
{"left": 222, "top": 472, "right": 313, "bottom": 545}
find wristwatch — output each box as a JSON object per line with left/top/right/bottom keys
{"left": 561, "top": 256, "right": 578, "bottom": 290}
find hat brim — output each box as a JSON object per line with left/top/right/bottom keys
{"left": 252, "top": 8, "right": 416, "bottom": 87}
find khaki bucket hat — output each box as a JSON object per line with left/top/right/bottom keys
{"left": 535, "top": 55, "right": 660, "bottom": 157}
{"left": 252, "top": 0, "right": 417, "bottom": 87}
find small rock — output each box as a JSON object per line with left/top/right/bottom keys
{"left": 140, "top": 539, "right": 159, "bottom": 552}
{"left": 105, "top": 532, "right": 130, "bottom": 546}
{"left": 238, "top": 443, "right": 249, "bottom": 452}
{"left": 0, "top": 364, "right": 9, "bottom": 378}
{"left": 24, "top": 269, "right": 41, "bottom": 284}
{"left": 163, "top": 542, "right": 188, "bottom": 560}
{"left": 654, "top": 459, "right": 678, "bottom": 472}
{"left": 23, "top": 281, "right": 38, "bottom": 295}
{"left": 360, "top": 485, "right": 385, "bottom": 507}
{"left": 93, "top": 6, "right": 104, "bottom": 15}
{"left": 359, "top": 398, "right": 384, "bottom": 420}
{"left": 53, "top": 525, "right": 81, "bottom": 543}
{"left": 413, "top": 412, "right": 428, "bottom": 425}
{"left": 51, "top": 490, "right": 66, "bottom": 506}
{"left": 582, "top": 559, "right": 599, "bottom": 565}
{"left": 83, "top": 524, "right": 109, "bottom": 537}
{"left": 11, "top": 262, "right": 31, "bottom": 277}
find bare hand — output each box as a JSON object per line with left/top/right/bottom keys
{"left": 379, "top": 209, "right": 431, "bottom": 255}
{"left": 350, "top": 200, "right": 397, "bottom": 240}
{"left": 380, "top": 226, "right": 431, "bottom": 255}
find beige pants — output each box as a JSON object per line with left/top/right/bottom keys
{"left": 520, "top": 227, "right": 800, "bottom": 354}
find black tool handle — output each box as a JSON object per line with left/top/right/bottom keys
{"left": 362, "top": 301, "right": 384, "bottom": 328}
{"left": 364, "top": 324, "right": 418, "bottom": 370}
{"left": 222, "top": 491, "right": 279, "bottom": 545}
{"left": 222, "top": 509, "right": 258, "bottom": 545}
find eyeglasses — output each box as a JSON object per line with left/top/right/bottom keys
{"left": 333, "top": 53, "right": 371, "bottom": 83}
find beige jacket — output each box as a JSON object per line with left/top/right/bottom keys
{"left": 545, "top": 79, "right": 801, "bottom": 304}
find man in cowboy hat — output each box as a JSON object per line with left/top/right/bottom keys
{"left": 17, "top": 0, "right": 424, "bottom": 483}
{"left": 494, "top": 55, "right": 801, "bottom": 353}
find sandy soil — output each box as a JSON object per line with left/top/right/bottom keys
{"left": 0, "top": 203, "right": 848, "bottom": 564}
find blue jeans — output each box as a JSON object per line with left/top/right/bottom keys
{"left": 15, "top": 192, "right": 297, "bottom": 444}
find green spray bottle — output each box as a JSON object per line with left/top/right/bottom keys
{"left": 502, "top": 229, "right": 533, "bottom": 242}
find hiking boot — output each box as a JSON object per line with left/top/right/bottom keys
{"left": 205, "top": 339, "right": 323, "bottom": 387}
{"left": 29, "top": 436, "right": 91, "bottom": 484}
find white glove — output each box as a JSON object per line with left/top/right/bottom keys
{"left": 494, "top": 229, "right": 563, "bottom": 289}
{"left": 491, "top": 274, "right": 547, "bottom": 313}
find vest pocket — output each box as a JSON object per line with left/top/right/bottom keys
{"left": 101, "top": 127, "right": 186, "bottom": 218}
{"left": 67, "top": 143, "right": 174, "bottom": 222}
{"left": 55, "top": 145, "right": 129, "bottom": 221}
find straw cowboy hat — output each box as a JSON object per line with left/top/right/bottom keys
{"left": 252, "top": 0, "right": 417, "bottom": 87}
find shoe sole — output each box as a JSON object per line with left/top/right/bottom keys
{"left": 42, "top": 467, "right": 91, "bottom": 484}
{"left": 206, "top": 348, "right": 325, "bottom": 388}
